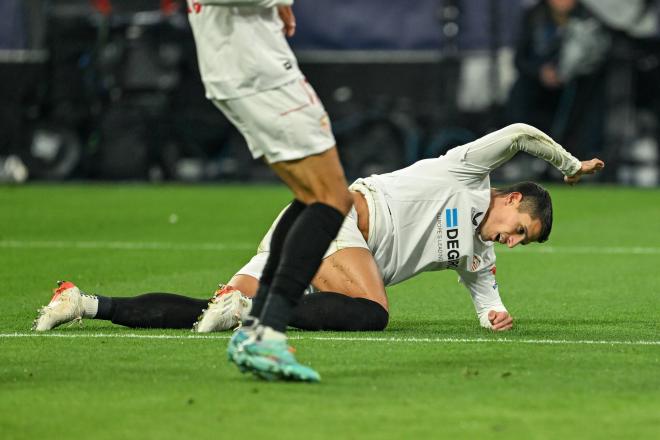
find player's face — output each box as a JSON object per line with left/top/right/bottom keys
{"left": 480, "top": 193, "right": 543, "bottom": 248}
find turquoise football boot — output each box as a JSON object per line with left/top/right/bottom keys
{"left": 238, "top": 337, "right": 321, "bottom": 382}
{"left": 227, "top": 327, "right": 252, "bottom": 372}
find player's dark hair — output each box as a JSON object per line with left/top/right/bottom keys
{"left": 493, "top": 181, "right": 553, "bottom": 242}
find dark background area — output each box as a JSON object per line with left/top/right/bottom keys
{"left": 1, "top": 0, "right": 658, "bottom": 185}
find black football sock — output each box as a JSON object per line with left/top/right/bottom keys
{"left": 246, "top": 199, "right": 306, "bottom": 326}
{"left": 289, "top": 293, "right": 389, "bottom": 331}
{"left": 94, "top": 293, "right": 207, "bottom": 329}
{"left": 95, "top": 295, "right": 114, "bottom": 320}
{"left": 261, "top": 202, "right": 345, "bottom": 333}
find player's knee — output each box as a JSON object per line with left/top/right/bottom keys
{"left": 355, "top": 298, "right": 389, "bottom": 331}
{"left": 317, "top": 188, "right": 353, "bottom": 215}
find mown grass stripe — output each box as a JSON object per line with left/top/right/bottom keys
{"left": 1, "top": 333, "right": 658, "bottom": 346}
{"left": 0, "top": 240, "right": 254, "bottom": 251}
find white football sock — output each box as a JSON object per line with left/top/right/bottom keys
{"left": 258, "top": 325, "right": 286, "bottom": 342}
{"left": 81, "top": 295, "right": 99, "bottom": 318}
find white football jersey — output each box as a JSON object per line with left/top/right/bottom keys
{"left": 360, "top": 124, "right": 582, "bottom": 327}
{"left": 187, "top": 0, "right": 302, "bottom": 100}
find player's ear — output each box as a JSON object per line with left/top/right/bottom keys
{"left": 507, "top": 192, "right": 523, "bottom": 206}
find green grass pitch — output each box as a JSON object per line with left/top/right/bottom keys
{"left": 1, "top": 183, "right": 659, "bottom": 439}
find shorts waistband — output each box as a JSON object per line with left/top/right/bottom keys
{"left": 349, "top": 179, "right": 379, "bottom": 250}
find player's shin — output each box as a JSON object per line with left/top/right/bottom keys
{"left": 95, "top": 293, "right": 207, "bottom": 329}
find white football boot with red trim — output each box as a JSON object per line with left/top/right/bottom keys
{"left": 32, "top": 281, "right": 84, "bottom": 331}
{"left": 192, "top": 284, "right": 252, "bottom": 333}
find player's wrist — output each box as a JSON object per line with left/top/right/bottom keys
{"left": 565, "top": 159, "right": 583, "bottom": 177}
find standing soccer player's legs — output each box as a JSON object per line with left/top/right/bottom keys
{"left": 259, "top": 147, "right": 353, "bottom": 332}
{"left": 216, "top": 81, "right": 352, "bottom": 380}
{"left": 210, "top": 98, "right": 309, "bottom": 330}
{"left": 230, "top": 148, "right": 352, "bottom": 381}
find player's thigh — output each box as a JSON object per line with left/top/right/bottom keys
{"left": 312, "top": 247, "right": 388, "bottom": 311}
{"left": 270, "top": 147, "right": 352, "bottom": 213}
{"left": 227, "top": 247, "right": 388, "bottom": 312}
{"left": 227, "top": 274, "right": 259, "bottom": 297}
{"left": 228, "top": 247, "right": 387, "bottom": 310}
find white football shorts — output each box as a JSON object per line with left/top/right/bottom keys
{"left": 213, "top": 77, "right": 336, "bottom": 163}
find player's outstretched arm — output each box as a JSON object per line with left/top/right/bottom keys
{"left": 563, "top": 158, "right": 605, "bottom": 185}
{"left": 457, "top": 123, "right": 605, "bottom": 182}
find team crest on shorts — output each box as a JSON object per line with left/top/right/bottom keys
{"left": 320, "top": 113, "right": 331, "bottom": 132}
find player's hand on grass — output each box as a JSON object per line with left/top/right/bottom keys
{"left": 488, "top": 310, "right": 513, "bottom": 331}
{"left": 278, "top": 6, "right": 296, "bottom": 37}
{"left": 564, "top": 158, "right": 605, "bottom": 185}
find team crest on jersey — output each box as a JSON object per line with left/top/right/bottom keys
{"left": 471, "top": 255, "right": 481, "bottom": 271}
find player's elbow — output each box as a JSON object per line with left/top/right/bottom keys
{"left": 504, "top": 122, "right": 537, "bottom": 135}
{"left": 504, "top": 122, "right": 550, "bottom": 139}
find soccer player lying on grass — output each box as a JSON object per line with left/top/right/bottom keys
{"left": 33, "top": 123, "right": 604, "bottom": 334}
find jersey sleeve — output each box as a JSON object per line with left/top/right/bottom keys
{"left": 198, "top": 0, "right": 293, "bottom": 6}
{"left": 448, "top": 123, "right": 582, "bottom": 180}
{"left": 457, "top": 266, "right": 508, "bottom": 329}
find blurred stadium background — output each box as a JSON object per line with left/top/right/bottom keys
{"left": 0, "top": 0, "right": 658, "bottom": 185}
